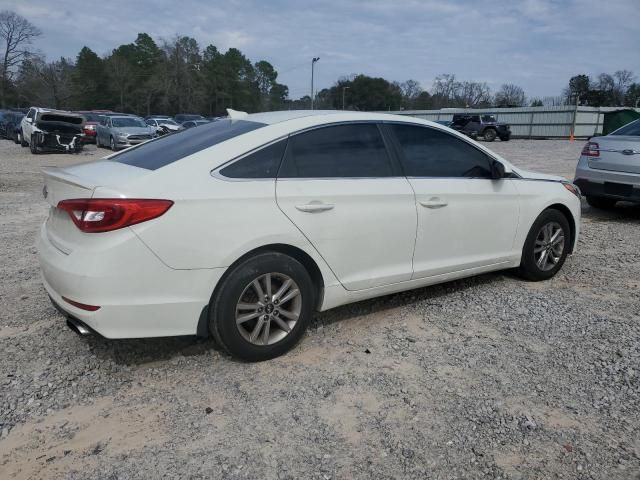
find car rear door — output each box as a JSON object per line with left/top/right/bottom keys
{"left": 387, "top": 123, "right": 520, "bottom": 279}
{"left": 275, "top": 123, "right": 417, "bottom": 291}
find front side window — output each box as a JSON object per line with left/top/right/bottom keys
{"left": 278, "top": 123, "right": 393, "bottom": 178}
{"left": 220, "top": 140, "right": 287, "bottom": 179}
{"left": 113, "top": 119, "right": 265, "bottom": 170}
{"left": 391, "top": 124, "right": 492, "bottom": 178}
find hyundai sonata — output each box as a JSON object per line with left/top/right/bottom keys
{"left": 38, "top": 110, "right": 581, "bottom": 361}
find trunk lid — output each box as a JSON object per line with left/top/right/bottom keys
{"left": 42, "top": 161, "right": 149, "bottom": 254}
{"left": 588, "top": 136, "right": 640, "bottom": 174}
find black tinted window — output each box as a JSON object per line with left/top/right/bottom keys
{"left": 391, "top": 124, "right": 492, "bottom": 178}
{"left": 220, "top": 140, "right": 287, "bottom": 178}
{"left": 279, "top": 124, "right": 393, "bottom": 178}
{"left": 113, "top": 119, "right": 265, "bottom": 170}
{"left": 612, "top": 119, "right": 640, "bottom": 136}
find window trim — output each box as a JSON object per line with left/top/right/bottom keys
{"left": 382, "top": 121, "right": 508, "bottom": 180}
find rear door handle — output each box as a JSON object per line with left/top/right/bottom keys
{"left": 295, "top": 202, "right": 335, "bottom": 213}
{"left": 419, "top": 197, "right": 448, "bottom": 209}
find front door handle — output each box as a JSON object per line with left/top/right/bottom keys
{"left": 295, "top": 202, "right": 335, "bottom": 213}
{"left": 419, "top": 197, "right": 448, "bottom": 209}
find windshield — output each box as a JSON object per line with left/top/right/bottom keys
{"left": 112, "top": 117, "right": 147, "bottom": 128}
{"left": 482, "top": 115, "right": 497, "bottom": 123}
{"left": 611, "top": 119, "right": 640, "bottom": 136}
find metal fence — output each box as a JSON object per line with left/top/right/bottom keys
{"left": 384, "top": 106, "right": 640, "bottom": 139}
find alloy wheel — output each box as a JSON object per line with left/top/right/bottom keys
{"left": 235, "top": 272, "right": 302, "bottom": 346}
{"left": 534, "top": 221, "right": 565, "bottom": 271}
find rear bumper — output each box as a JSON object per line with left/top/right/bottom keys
{"left": 37, "top": 223, "right": 225, "bottom": 338}
{"left": 574, "top": 156, "right": 640, "bottom": 202}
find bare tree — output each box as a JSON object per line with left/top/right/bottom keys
{"left": 456, "top": 81, "right": 491, "bottom": 107}
{"left": 613, "top": 70, "right": 634, "bottom": 105}
{"left": 494, "top": 83, "right": 527, "bottom": 107}
{"left": 0, "top": 10, "right": 41, "bottom": 107}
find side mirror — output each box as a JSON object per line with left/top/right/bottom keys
{"left": 491, "top": 160, "right": 505, "bottom": 179}
{"left": 26, "top": 117, "right": 33, "bottom": 123}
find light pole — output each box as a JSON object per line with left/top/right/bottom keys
{"left": 342, "top": 86, "right": 350, "bottom": 110}
{"left": 310, "top": 57, "right": 320, "bottom": 110}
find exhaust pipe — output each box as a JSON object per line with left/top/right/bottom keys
{"left": 66, "top": 317, "right": 92, "bottom": 336}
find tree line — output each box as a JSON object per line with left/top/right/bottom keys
{"left": 2, "top": 9, "right": 639, "bottom": 115}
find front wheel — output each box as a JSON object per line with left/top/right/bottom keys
{"left": 517, "top": 209, "right": 571, "bottom": 281}
{"left": 29, "top": 134, "right": 40, "bottom": 154}
{"left": 20, "top": 130, "right": 28, "bottom": 147}
{"left": 586, "top": 196, "right": 616, "bottom": 209}
{"left": 209, "top": 252, "right": 315, "bottom": 361}
{"left": 110, "top": 136, "right": 117, "bottom": 151}
{"left": 483, "top": 129, "right": 497, "bottom": 142}
{"left": 499, "top": 134, "right": 510, "bottom": 141}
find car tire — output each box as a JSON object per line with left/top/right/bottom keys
{"left": 499, "top": 134, "right": 511, "bottom": 141}
{"left": 209, "top": 252, "right": 316, "bottom": 361}
{"left": 95, "top": 135, "right": 101, "bottom": 148}
{"left": 29, "top": 134, "right": 40, "bottom": 154}
{"left": 483, "top": 128, "right": 497, "bottom": 142}
{"left": 517, "top": 209, "right": 571, "bottom": 281}
{"left": 20, "top": 130, "right": 28, "bottom": 147}
{"left": 586, "top": 196, "right": 617, "bottom": 209}
{"left": 110, "top": 136, "right": 117, "bottom": 151}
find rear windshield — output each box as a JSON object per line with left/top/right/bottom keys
{"left": 611, "top": 119, "right": 640, "bottom": 136}
{"left": 112, "top": 119, "right": 265, "bottom": 170}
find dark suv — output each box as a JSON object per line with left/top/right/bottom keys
{"left": 451, "top": 114, "right": 511, "bottom": 142}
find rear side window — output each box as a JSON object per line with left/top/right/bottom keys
{"left": 112, "top": 119, "right": 265, "bottom": 170}
{"left": 391, "top": 124, "right": 492, "bottom": 178}
{"left": 278, "top": 123, "right": 393, "bottom": 178}
{"left": 611, "top": 119, "right": 640, "bottom": 136}
{"left": 220, "top": 140, "right": 287, "bottom": 178}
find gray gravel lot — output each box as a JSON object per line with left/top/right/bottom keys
{"left": 1, "top": 139, "right": 639, "bottom": 479}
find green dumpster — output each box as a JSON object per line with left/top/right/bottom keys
{"left": 603, "top": 109, "right": 640, "bottom": 135}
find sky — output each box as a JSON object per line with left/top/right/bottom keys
{"left": 5, "top": 0, "right": 640, "bottom": 100}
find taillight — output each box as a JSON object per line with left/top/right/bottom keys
{"left": 581, "top": 141, "right": 599, "bottom": 157}
{"left": 57, "top": 199, "right": 173, "bottom": 233}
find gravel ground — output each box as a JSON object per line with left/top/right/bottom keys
{"left": 1, "top": 139, "right": 639, "bottom": 480}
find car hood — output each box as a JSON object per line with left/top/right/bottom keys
{"left": 112, "top": 127, "right": 154, "bottom": 135}
{"left": 158, "top": 123, "right": 180, "bottom": 130}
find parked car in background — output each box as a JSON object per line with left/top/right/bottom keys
{"left": 6, "top": 112, "right": 25, "bottom": 143}
{"left": 174, "top": 114, "right": 205, "bottom": 123}
{"left": 96, "top": 115, "right": 157, "bottom": 151}
{"left": 181, "top": 119, "right": 210, "bottom": 129}
{"left": 20, "top": 107, "right": 85, "bottom": 154}
{"left": 451, "top": 114, "right": 511, "bottom": 142}
{"left": 0, "top": 111, "right": 23, "bottom": 139}
{"left": 38, "top": 110, "right": 581, "bottom": 361}
{"left": 145, "top": 117, "right": 182, "bottom": 135}
{"left": 574, "top": 118, "right": 640, "bottom": 208}
{"left": 76, "top": 111, "right": 110, "bottom": 143}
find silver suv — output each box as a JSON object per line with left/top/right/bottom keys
{"left": 574, "top": 119, "right": 640, "bottom": 208}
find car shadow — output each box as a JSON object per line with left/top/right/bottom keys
{"left": 582, "top": 201, "right": 640, "bottom": 223}
{"left": 85, "top": 271, "right": 507, "bottom": 367}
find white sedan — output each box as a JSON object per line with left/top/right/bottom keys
{"left": 38, "top": 110, "right": 581, "bottom": 361}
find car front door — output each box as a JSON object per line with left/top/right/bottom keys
{"left": 276, "top": 123, "right": 417, "bottom": 291}
{"left": 387, "top": 123, "right": 520, "bottom": 279}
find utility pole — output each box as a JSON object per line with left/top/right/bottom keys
{"left": 342, "top": 86, "right": 350, "bottom": 110}
{"left": 310, "top": 57, "right": 320, "bottom": 110}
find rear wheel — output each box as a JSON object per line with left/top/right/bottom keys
{"left": 209, "top": 252, "right": 315, "bottom": 361}
{"left": 517, "top": 209, "right": 570, "bottom": 281}
{"left": 110, "top": 136, "right": 117, "bottom": 151}
{"left": 586, "top": 196, "right": 617, "bottom": 209}
{"left": 483, "top": 128, "right": 497, "bottom": 142}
